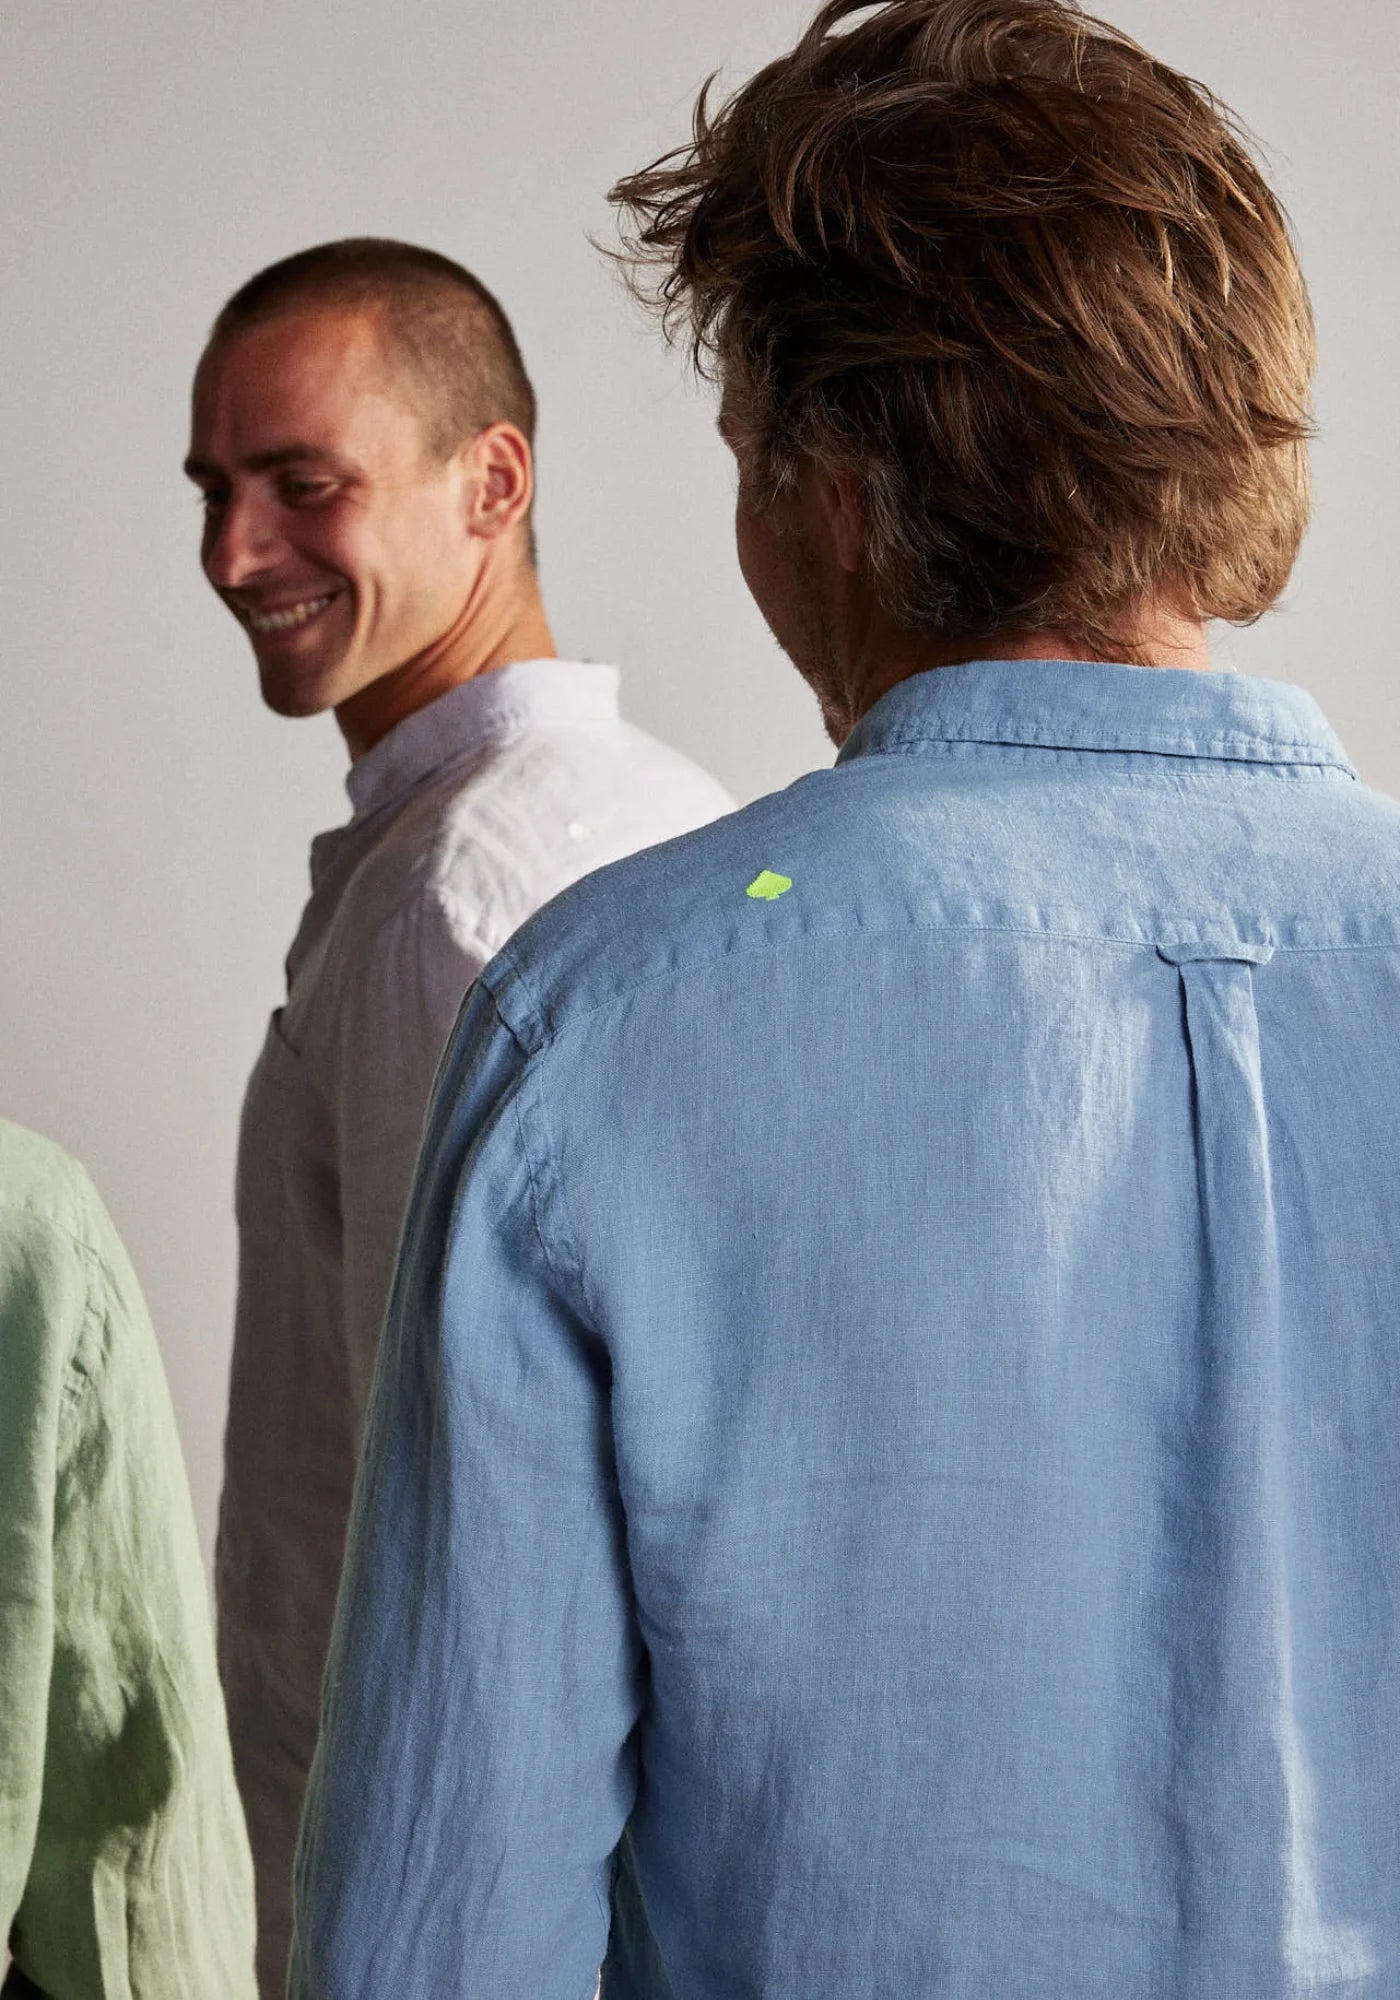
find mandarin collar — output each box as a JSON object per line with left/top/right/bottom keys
{"left": 837, "top": 659, "right": 1355, "bottom": 777}
{"left": 344, "top": 658, "right": 621, "bottom": 820}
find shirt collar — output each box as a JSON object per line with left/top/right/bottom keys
{"left": 837, "top": 659, "right": 1356, "bottom": 777}
{"left": 345, "top": 657, "right": 621, "bottom": 819}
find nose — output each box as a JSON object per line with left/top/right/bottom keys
{"left": 202, "top": 491, "right": 283, "bottom": 592}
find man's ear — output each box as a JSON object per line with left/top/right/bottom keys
{"left": 463, "top": 422, "right": 534, "bottom": 540}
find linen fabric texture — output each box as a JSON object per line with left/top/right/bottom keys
{"left": 217, "top": 657, "right": 734, "bottom": 1997}
{"left": 0, "top": 1118, "right": 255, "bottom": 1998}
{"left": 294, "top": 660, "right": 1400, "bottom": 1999}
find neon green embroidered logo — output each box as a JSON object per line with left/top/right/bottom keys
{"left": 746, "top": 869, "right": 792, "bottom": 902}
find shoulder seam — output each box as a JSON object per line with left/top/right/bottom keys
{"left": 510, "top": 1078, "right": 599, "bottom": 1331}
{"left": 62, "top": 1233, "right": 116, "bottom": 1417}
{"left": 0, "top": 1196, "right": 122, "bottom": 1416}
{"left": 478, "top": 941, "right": 549, "bottom": 1057}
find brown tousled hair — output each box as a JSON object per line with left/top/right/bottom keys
{"left": 608, "top": 0, "right": 1315, "bottom": 662}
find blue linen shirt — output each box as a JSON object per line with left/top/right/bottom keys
{"left": 293, "top": 660, "right": 1400, "bottom": 1999}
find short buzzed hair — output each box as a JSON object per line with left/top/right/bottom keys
{"left": 610, "top": 0, "right": 1315, "bottom": 665}
{"left": 210, "top": 238, "right": 537, "bottom": 461}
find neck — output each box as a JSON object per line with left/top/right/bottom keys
{"left": 843, "top": 596, "right": 1212, "bottom": 738}
{"left": 336, "top": 565, "right": 556, "bottom": 761}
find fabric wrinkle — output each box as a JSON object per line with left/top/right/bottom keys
{"left": 293, "top": 662, "right": 1400, "bottom": 1998}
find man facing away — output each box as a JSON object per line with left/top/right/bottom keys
{"left": 295, "top": 10, "right": 1400, "bottom": 1997}
{"left": 185, "top": 238, "right": 734, "bottom": 1996}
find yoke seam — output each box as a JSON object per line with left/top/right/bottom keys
{"left": 488, "top": 919, "right": 1400, "bottom": 1051}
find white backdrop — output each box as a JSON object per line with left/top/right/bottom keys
{"left": 2, "top": 0, "right": 1397, "bottom": 1558}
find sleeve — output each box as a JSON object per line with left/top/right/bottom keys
{"left": 334, "top": 893, "right": 491, "bottom": 1422}
{"left": 290, "top": 981, "right": 643, "bottom": 2000}
{"left": 6, "top": 1183, "right": 257, "bottom": 1999}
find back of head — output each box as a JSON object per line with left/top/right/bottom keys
{"left": 611, "top": 0, "right": 1315, "bottom": 662}
{"left": 210, "top": 237, "right": 537, "bottom": 463}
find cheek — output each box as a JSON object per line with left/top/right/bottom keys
{"left": 735, "top": 501, "right": 793, "bottom": 629}
{"left": 380, "top": 492, "right": 467, "bottom": 597}
{"left": 306, "top": 516, "right": 362, "bottom": 581}
{"left": 292, "top": 492, "right": 381, "bottom": 586}
{"left": 734, "top": 501, "right": 771, "bottom": 601}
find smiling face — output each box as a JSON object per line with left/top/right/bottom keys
{"left": 187, "top": 307, "right": 480, "bottom": 720}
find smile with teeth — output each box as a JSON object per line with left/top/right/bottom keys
{"left": 245, "top": 592, "right": 337, "bottom": 634}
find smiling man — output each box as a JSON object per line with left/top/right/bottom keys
{"left": 186, "top": 238, "right": 733, "bottom": 1999}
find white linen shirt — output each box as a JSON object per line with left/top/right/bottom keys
{"left": 215, "top": 658, "right": 734, "bottom": 1997}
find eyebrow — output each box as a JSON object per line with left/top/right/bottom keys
{"left": 182, "top": 444, "right": 350, "bottom": 482}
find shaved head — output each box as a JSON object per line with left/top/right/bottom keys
{"left": 207, "top": 237, "right": 536, "bottom": 464}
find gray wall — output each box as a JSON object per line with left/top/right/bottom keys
{"left": 1, "top": 0, "right": 1396, "bottom": 1559}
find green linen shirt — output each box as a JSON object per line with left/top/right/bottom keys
{"left": 0, "top": 1118, "right": 255, "bottom": 1997}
